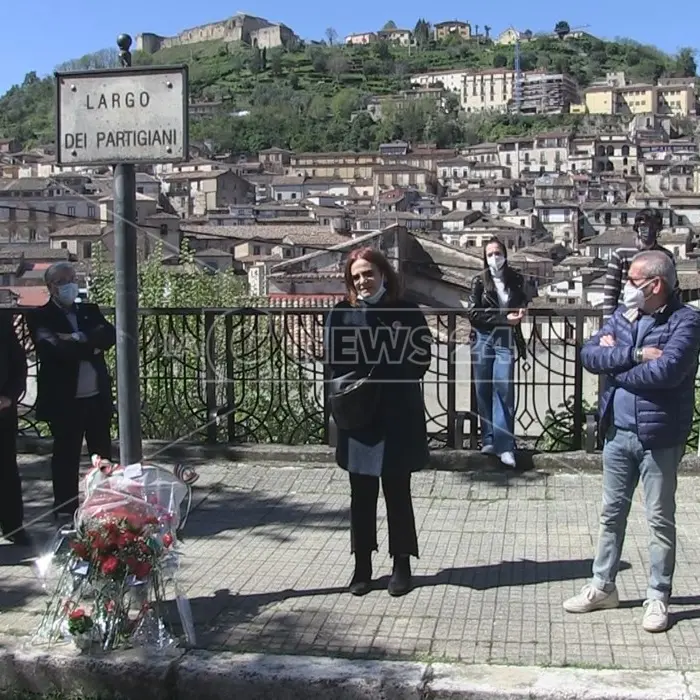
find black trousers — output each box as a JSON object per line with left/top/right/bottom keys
{"left": 0, "top": 409, "right": 24, "bottom": 535}
{"left": 349, "top": 471, "right": 419, "bottom": 558}
{"left": 49, "top": 396, "right": 112, "bottom": 516}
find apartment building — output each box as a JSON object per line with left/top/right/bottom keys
{"left": 0, "top": 177, "right": 100, "bottom": 245}
{"left": 516, "top": 72, "right": 579, "bottom": 115}
{"left": 583, "top": 81, "right": 697, "bottom": 117}
{"left": 411, "top": 68, "right": 576, "bottom": 114}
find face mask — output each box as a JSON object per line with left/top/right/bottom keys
{"left": 622, "top": 280, "right": 652, "bottom": 310}
{"left": 635, "top": 225, "right": 656, "bottom": 249}
{"left": 487, "top": 254, "right": 505, "bottom": 272}
{"left": 56, "top": 282, "right": 79, "bottom": 306}
{"left": 358, "top": 281, "right": 386, "bottom": 305}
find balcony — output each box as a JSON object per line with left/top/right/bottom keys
{"left": 7, "top": 306, "right": 700, "bottom": 453}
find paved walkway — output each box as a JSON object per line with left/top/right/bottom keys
{"left": 3, "top": 455, "right": 700, "bottom": 673}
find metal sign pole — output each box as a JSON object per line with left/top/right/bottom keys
{"left": 114, "top": 34, "right": 142, "bottom": 465}
{"left": 54, "top": 34, "right": 189, "bottom": 468}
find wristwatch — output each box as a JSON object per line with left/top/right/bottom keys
{"left": 634, "top": 348, "right": 643, "bottom": 363}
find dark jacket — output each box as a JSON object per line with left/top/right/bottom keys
{"left": 324, "top": 297, "right": 432, "bottom": 475}
{"left": 0, "top": 313, "right": 27, "bottom": 409}
{"left": 580, "top": 296, "right": 700, "bottom": 449}
{"left": 466, "top": 268, "right": 528, "bottom": 359}
{"left": 27, "top": 300, "right": 116, "bottom": 422}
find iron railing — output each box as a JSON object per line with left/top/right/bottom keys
{"left": 6, "top": 306, "right": 699, "bottom": 453}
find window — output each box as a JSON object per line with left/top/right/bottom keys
{"left": 253, "top": 245, "right": 261, "bottom": 255}
{"left": 620, "top": 213, "right": 628, "bottom": 225}
{"left": 67, "top": 206, "right": 76, "bottom": 216}
{"left": 88, "top": 205, "right": 96, "bottom": 218}
{"left": 604, "top": 213, "right": 612, "bottom": 225}
{"left": 159, "top": 224, "right": 168, "bottom": 236}
{"left": 60, "top": 241, "right": 68, "bottom": 249}
{"left": 83, "top": 241, "right": 92, "bottom": 258}
{"left": 28, "top": 228, "right": 36, "bottom": 242}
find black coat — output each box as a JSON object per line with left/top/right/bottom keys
{"left": 325, "top": 297, "right": 432, "bottom": 475}
{"left": 466, "top": 268, "right": 528, "bottom": 360}
{"left": 27, "top": 301, "right": 116, "bottom": 422}
{"left": 0, "top": 314, "right": 27, "bottom": 407}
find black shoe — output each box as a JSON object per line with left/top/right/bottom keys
{"left": 349, "top": 552, "right": 372, "bottom": 596}
{"left": 7, "top": 530, "right": 32, "bottom": 548}
{"left": 388, "top": 555, "right": 412, "bottom": 597}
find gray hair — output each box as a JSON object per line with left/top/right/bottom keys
{"left": 44, "top": 261, "right": 75, "bottom": 286}
{"left": 631, "top": 250, "right": 677, "bottom": 290}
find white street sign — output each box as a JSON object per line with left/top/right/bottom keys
{"left": 55, "top": 66, "right": 189, "bottom": 166}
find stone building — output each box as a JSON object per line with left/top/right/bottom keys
{"left": 136, "top": 13, "right": 298, "bottom": 53}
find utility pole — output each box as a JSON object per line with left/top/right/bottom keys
{"left": 113, "top": 33, "right": 142, "bottom": 466}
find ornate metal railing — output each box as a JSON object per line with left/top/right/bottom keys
{"left": 6, "top": 306, "right": 700, "bottom": 452}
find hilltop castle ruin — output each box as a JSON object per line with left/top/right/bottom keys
{"left": 136, "top": 13, "right": 298, "bottom": 53}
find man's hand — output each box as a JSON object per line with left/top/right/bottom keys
{"left": 641, "top": 347, "right": 663, "bottom": 362}
{"left": 599, "top": 335, "right": 615, "bottom": 347}
{"left": 0, "top": 395, "right": 12, "bottom": 411}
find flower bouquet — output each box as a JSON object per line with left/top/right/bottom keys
{"left": 34, "top": 456, "right": 198, "bottom": 653}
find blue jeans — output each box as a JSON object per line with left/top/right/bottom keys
{"left": 472, "top": 329, "right": 515, "bottom": 454}
{"left": 592, "top": 427, "right": 683, "bottom": 602}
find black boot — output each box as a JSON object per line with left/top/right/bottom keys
{"left": 349, "top": 551, "right": 372, "bottom": 596}
{"left": 388, "top": 555, "right": 412, "bottom": 597}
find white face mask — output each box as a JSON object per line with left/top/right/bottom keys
{"left": 622, "top": 280, "right": 652, "bottom": 310}
{"left": 358, "top": 281, "right": 386, "bottom": 305}
{"left": 487, "top": 254, "right": 505, "bottom": 272}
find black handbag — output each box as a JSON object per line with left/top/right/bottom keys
{"left": 328, "top": 366, "right": 380, "bottom": 432}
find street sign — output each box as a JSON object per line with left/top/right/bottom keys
{"left": 55, "top": 65, "right": 189, "bottom": 166}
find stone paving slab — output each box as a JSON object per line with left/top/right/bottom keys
{"left": 4, "top": 455, "right": 700, "bottom": 674}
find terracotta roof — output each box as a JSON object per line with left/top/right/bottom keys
{"left": 0, "top": 285, "right": 49, "bottom": 306}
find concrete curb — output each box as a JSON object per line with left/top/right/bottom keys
{"left": 1, "top": 642, "right": 699, "bottom": 700}
{"left": 16, "top": 437, "right": 700, "bottom": 474}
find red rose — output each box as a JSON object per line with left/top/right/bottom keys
{"left": 101, "top": 556, "right": 119, "bottom": 576}
{"left": 162, "top": 534, "right": 173, "bottom": 548}
{"left": 69, "top": 608, "right": 86, "bottom": 620}
{"left": 70, "top": 542, "right": 89, "bottom": 559}
{"left": 133, "top": 561, "right": 152, "bottom": 579}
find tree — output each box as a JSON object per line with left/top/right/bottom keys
{"left": 484, "top": 26, "right": 492, "bottom": 41}
{"left": 269, "top": 50, "right": 283, "bottom": 77}
{"left": 493, "top": 53, "right": 508, "bottom": 68}
{"left": 325, "top": 27, "right": 338, "bottom": 45}
{"left": 328, "top": 53, "right": 349, "bottom": 81}
{"left": 382, "top": 20, "right": 397, "bottom": 30}
{"left": 89, "top": 242, "right": 323, "bottom": 445}
{"left": 675, "top": 47, "right": 697, "bottom": 77}
{"left": 413, "top": 19, "right": 431, "bottom": 46}
{"left": 554, "top": 21, "right": 571, "bottom": 40}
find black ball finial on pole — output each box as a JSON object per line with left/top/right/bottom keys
{"left": 117, "top": 34, "right": 132, "bottom": 67}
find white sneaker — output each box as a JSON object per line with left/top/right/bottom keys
{"left": 499, "top": 451, "right": 516, "bottom": 467}
{"left": 481, "top": 445, "right": 495, "bottom": 455}
{"left": 563, "top": 584, "right": 620, "bottom": 613}
{"left": 642, "top": 599, "right": 669, "bottom": 633}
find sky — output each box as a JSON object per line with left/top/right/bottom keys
{"left": 1, "top": 0, "right": 699, "bottom": 94}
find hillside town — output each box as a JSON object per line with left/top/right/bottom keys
{"left": 0, "top": 68, "right": 699, "bottom": 309}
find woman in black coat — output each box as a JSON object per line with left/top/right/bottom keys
{"left": 324, "top": 247, "right": 432, "bottom": 597}
{"left": 466, "top": 237, "right": 528, "bottom": 468}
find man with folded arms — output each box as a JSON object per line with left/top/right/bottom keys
{"left": 564, "top": 250, "right": 700, "bottom": 633}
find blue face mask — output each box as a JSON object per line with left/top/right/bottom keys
{"left": 56, "top": 282, "right": 79, "bottom": 306}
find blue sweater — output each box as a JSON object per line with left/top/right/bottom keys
{"left": 581, "top": 298, "right": 700, "bottom": 449}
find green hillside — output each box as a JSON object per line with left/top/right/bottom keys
{"left": 0, "top": 26, "right": 696, "bottom": 153}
